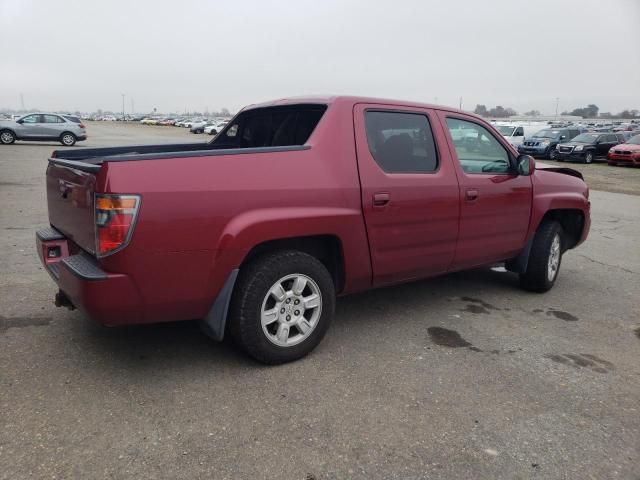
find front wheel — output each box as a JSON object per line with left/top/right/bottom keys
{"left": 520, "top": 221, "right": 564, "bottom": 293}
{"left": 60, "top": 132, "right": 76, "bottom": 146}
{"left": 228, "top": 250, "right": 335, "bottom": 364}
{"left": 0, "top": 129, "right": 16, "bottom": 144}
{"left": 548, "top": 147, "right": 559, "bottom": 160}
{"left": 584, "top": 151, "right": 594, "bottom": 164}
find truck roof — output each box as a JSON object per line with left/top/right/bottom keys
{"left": 243, "top": 95, "right": 477, "bottom": 118}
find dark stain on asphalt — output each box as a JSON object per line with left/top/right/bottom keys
{"left": 427, "top": 327, "right": 481, "bottom": 352}
{"left": 545, "top": 353, "right": 614, "bottom": 373}
{"left": 546, "top": 309, "right": 579, "bottom": 322}
{"left": 634, "top": 327, "right": 640, "bottom": 339}
{"left": 462, "top": 304, "right": 491, "bottom": 315}
{"left": 460, "top": 297, "right": 500, "bottom": 310}
{"left": 0, "top": 315, "right": 52, "bottom": 333}
{"left": 532, "top": 309, "right": 544, "bottom": 313}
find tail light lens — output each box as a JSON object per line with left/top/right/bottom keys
{"left": 95, "top": 194, "right": 141, "bottom": 257}
{"left": 79, "top": 123, "right": 86, "bottom": 129}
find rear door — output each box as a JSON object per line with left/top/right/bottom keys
{"left": 41, "top": 114, "right": 65, "bottom": 139}
{"left": 354, "top": 104, "right": 460, "bottom": 285}
{"left": 437, "top": 112, "right": 532, "bottom": 269}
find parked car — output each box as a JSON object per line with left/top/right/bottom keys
{"left": 190, "top": 120, "right": 212, "bottom": 134}
{"left": 36, "top": 96, "right": 590, "bottom": 364}
{"left": 183, "top": 118, "right": 206, "bottom": 129}
{"left": 205, "top": 121, "right": 228, "bottom": 135}
{"left": 494, "top": 124, "right": 543, "bottom": 148}
{"left": 607, "top": 134, "right": 640, "bottom": 166}
{"left": 517, "top": 128, "right": 582, "bottom": 160}
{"left": 0, "top": 113, "right": 87, "bottom": 146}
{"left": 556, "top": 132, "right": 627, "bottom": 163}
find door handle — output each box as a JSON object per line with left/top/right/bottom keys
{"left": 373, "top": 192, "right": 390, "bottom": 207}
{"left": 465, "top": 189, "right": 479, "bottom": 201}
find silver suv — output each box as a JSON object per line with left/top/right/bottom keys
{"left": 0, "top": 113, "right": 87, "bottom": 146}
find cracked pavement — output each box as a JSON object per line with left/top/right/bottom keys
{"left": 1, "top": 123, "right": 639, "bottom": 479}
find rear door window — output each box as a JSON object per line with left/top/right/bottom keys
{"left": 43, "top": 115, "right": 63, "bottom": 123}
{"left": 363, "top": 111, "right": 438, "bottom": 173}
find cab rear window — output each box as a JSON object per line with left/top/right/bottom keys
{"left": 210, "top": 105, "right": 326, "bottom": 149}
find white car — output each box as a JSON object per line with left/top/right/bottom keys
{"left": 205, "top": 122, "right": 228, "bottom": 135}
{"left": 184, "top": 119, "right": 206, "bottom": 129}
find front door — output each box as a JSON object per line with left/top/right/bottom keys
{"left": 16, "top": 114, "right": 44, "bottom": 138}
{"left": 354, "top": 104, "right": 460, "bottom": 286}
{"left": 437, "top": 112, "right": 533, "bottom": 270}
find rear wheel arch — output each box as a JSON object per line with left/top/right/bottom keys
{"left": 240, "top": 235, "right": 346, "bottom": 294}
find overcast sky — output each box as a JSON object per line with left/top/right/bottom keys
{"left": 1, "top": 0, "right": 638, "bottom": 115}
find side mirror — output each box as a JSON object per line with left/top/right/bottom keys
{"left": 516, "top": 154, "right": 535, "bottom": 176}
{"left": 16, "top": 119, "right": 23, "bottom": 124}
{"left": 559, "top": 135, "right": 566, "bottom": 140}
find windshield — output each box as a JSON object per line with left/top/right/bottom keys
{"left": 628, "top": 134, "right": 640, "bottom": 145}
{"left": 496, "top": 126, "right": 515, "bottom": 135}
{"left": 571, "top": 133, "right": 598, "bottom": 143}
{"left": 532, "top": 129, "right": 561, "bottom": 139}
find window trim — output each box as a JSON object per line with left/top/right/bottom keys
{"left": 444, "top": 114, "right": 517, "bottom": 176}
{"left": 363, "top": 108, "right": 441, "bottom": 175}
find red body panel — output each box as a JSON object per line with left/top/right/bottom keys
{"left": 38, "top": 96, "right": 591, "bottom": 327}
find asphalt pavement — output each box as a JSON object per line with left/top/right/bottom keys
{"left": 1, "top": 123, "right": 639, "bottom": 479}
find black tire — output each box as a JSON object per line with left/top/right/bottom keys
{"left": 228, "top": 250, "right": 335, "bottom": 364}
{"left": 0, "top": 129, "right": 16, "bottom": 145}
{"left": 60, "top": 132, "right": 76, "bottom": 146}
{"left": 208, "top": 129, "right": 217, "bottom": 136}
{"left": 608, "top": 161, "right": 617, "bottom": 167}
{"left": 548, "top": 147, "right": 559, "bottom": 160}
{"left": 519, "top": 221, "right": 564, "bottom": 293}
{"left": 584, "top": 151, "right": 594, "bottom": 164}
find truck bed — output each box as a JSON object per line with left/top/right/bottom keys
{"left": 49, "top": 142, "right": 309, "bottom": 172}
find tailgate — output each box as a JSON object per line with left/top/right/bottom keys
{"left": 46, "top": 162, "right": 98, "bottom": 254}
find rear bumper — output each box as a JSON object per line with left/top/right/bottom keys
{"left": 36, "top": 227, "right": 143, "bottom": 326}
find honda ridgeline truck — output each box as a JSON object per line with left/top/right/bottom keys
{"left": 37, "top": 96, "right": 591, "bottom": 363}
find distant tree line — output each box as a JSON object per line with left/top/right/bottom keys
{"left": 561, "top": 104, "right": 640, "bottom": 119}
{"left": 472, "top": 103, "right": 640, "bottom": 119}
{"left": 473, "top": 104, "right": 517, "bottom": 118}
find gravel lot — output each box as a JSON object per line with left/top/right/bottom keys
{"left": 1, "top": 123, "right": 639, "bottom": 480}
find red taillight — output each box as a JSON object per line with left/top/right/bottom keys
{"left": 95, "top": 194, "right": 141, "bottom": 256}
{"left": 79, "top": 123, "right": 85, "bottom": 129}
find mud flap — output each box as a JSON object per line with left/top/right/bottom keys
{"left": 505, "top": 237, "right": 534, "bottom": 274}
{"left": 200, "top": 269, "right": 239, "bottom": 341}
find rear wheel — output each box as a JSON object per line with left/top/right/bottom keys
{"left": 520, "top": 221, "right": 564, "bottom": 293}
{"left": 584, "top": 151, "right": 594, "bottom": 164}
{"left": 0, "top": 129, "right": 16, "bottom": 144}
{"left": 60, "top": 132, "right": 76, "bottom": 146}
{"left": 228, "top": 250, "right": 335, "bottom": 364}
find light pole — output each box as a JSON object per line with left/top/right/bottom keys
{"left": 555, "top": 97, "right": 559, "bottom": 121}
{"left": 121, "top": 94, "right": 125, "bottom": 121}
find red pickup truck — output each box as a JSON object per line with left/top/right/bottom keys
{"left": 37, "top": 96, "right": 590, "bottom": 363}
